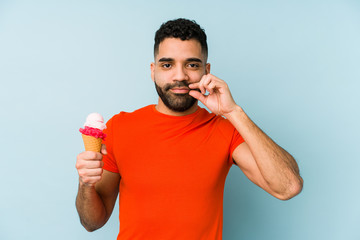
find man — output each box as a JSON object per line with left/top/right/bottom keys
{"left": 75, "top": 18, "right": 303, "bottom": 239}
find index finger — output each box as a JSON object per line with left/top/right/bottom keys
{"left": 80, "top": 151, "right": 103, "bottom": 161}
{"left": 189, "top": 82, "right": 200, "bottom": 89}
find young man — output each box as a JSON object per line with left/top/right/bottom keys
{"left": 76, "top": 18, "right": 303, "bottom": 239}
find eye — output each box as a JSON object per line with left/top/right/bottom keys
{"left": 187, "top": 63, "right": 199, "bottom": 68}
{"left": 162, "top": 63, "right": 172, "bottom": 69}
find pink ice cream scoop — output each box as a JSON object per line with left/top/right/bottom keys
{"left": 79, "top": 113, "right": 107, "bottom": 139}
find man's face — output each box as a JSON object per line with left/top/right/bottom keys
{"left": 151, "top": 38, "right": 210, "bottom": 112}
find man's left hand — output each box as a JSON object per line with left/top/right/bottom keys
{"left": 189, "top": 74, "right": 238, "bottom": 116}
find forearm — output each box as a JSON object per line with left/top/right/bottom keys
{"left": 76, "top": 182, "right": 107, "bottom": 232}
{"left": 225, "top": 106, "right": 303, "bottom": 198}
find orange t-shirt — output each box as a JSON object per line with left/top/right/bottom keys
{"left": 102, "top": 105, "right": 244, "bottom": 240}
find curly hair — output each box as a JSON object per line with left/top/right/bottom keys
{"left": 154, "top": 18, "right": 208, "bottom": 60}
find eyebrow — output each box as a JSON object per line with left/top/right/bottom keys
{"left": 158, "top": 57, "right": 203, "bottom": 63}
{"left": 158, "top": 58, "right": 174, "bottom": 62}
{"left": 186, "top": 58, "right": 202, "bottom": 63}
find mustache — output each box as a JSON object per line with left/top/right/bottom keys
{"left": 164, "top": 81, "right": 200, "bottom": 93}
{"left": 164, "top": 81, "right": 189, "bottom": 91}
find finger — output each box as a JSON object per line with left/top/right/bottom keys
{"left": 189, "top": 90, "right": 207, "bottom": 104}
{"left": 76, "top": 158, "right": 103, "bottom": 170}
{"left": 188, "top": 82, "right": 200, "bottom": 89}
{"left": 85, "top": 160, "right": 103, "bottom": 169}
{"left": 80, "top": 159, "right": 104, "bottom": 169}
{"left": 206, "top": 81, "right": 216, "bottom": 94}
{"left": 76, "top": 152, "right": 102, "bottom": 170}
{"left": 82, "top": 168, "right": 103, "bottom": 177}
{"left": 101, "top": 144, "right": 107, "bottom": 155}
{"left": 198, "top": 75, "right": 208, "bottom": 94}
{"left": 82, "top": 151, "right": 103, "bottom": 161}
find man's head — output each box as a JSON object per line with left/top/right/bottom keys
{"left": 154, "top": 18, "right": 208, "bottom": 63}
{"left": 152, "top": 18, "right": 210, "bottom": 113}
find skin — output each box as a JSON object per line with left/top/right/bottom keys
{"left": 152, "top": 38, "right": 303, "bottom": 200}
{"left": 75, "top": 37, "right": 303, "bottom": 232}
{"left": 151, "top": 38, "right": 210, "bottom": 116}
{"left": 189, "top": 78, "right": 303, "bottom": 199}
{"left": 75, "top": 145, "right": 120, "bottom": 231}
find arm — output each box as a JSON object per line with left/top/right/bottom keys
{"left": 189, "top": 74, "right": 303, "bottom": 200}
{"left": 226, "top": 107, "right": 303, "bottom": 200}
{"left": 75, "top": 145, "right": 120, "bottom": 231}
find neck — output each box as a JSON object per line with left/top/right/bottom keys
{"left": 155, "top": 98, "right": 198, "bottom": 116}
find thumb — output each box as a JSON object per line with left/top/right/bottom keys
{"left": 189, "top": 90, "right": 206, "bottom": 104}
{"left": 101, "top": 144, "right": 107, "bottom": 155}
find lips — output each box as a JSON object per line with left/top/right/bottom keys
{"left": 170, "top": 87, "right": 190, "bottom": 94}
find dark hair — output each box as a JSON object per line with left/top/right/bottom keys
{"left": 154, "top": 18, "right": 208, "bottom": 60}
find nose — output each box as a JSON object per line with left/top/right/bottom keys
{"left": 173, "top": 65, "right": 189, "bottom": 82}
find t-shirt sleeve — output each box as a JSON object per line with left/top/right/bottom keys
{"left": 229, "top": 127, "right": 245, "bottom": 165}
{"left": 102, "top": 116, "right": 119, "bottom": 173}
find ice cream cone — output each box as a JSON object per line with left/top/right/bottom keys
{"left": 82, "top": 134, "right": 102, "bottom": 152}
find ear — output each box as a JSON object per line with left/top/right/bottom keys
{"left": 205, "top": 63, "right": 211, "bottom": 74}
{"left": 150, "top": 62, "right": 155, "bottom": 82}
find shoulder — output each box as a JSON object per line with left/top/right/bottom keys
{"left": 203, "top": 108, "right": 238, "bottom": 139}
{"left": 198, "top": 107, "right": 233, "bottom": 127}
{"left": 104, "top": 105, "right": 154, "bottom": 138}
{"left": 107, "top": 105, "right": 154, "bottom": 124}
{"left": 195, "top": 107, "right": 237, "bottom": 139}
{"left": 103, "top": 105, "right": 154, "bottom": 134}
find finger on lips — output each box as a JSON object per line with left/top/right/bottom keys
{"left": 188, "top": 83, "right": 197, "bottom": 88}
{"left": 189, "top": 83, "right": 205, "bottom": 95}
{"left": 208, "top": 83, "right": 216, "bottom": 94}
{"left": 190, "top": 74, "right": 222, "bottom": 95}
{"left": 200, "top": 82, "right": 206, "bottom": 94}
{"left": 189, "top": 90, "right": 204, "bottom": 102}
{"left": 204, "top": 77, "right": 211, "bottom": 91}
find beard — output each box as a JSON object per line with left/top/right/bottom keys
{"left": 154, "top": 80, "right": 198, "bottom": 112}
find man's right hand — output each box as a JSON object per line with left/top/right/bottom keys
{"left": 76, "top": 144, "right": 107, "bottom": 187}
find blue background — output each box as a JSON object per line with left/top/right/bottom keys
{"left": 1, "top": 1, "right": 359, "bottom": 239}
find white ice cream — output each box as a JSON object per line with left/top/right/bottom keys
{"left": 83, "top": 113, "right": 107, "bottom": 130}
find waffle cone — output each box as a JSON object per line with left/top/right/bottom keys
{"left": 82, "top": 134, "right": 102, "bottom": 152}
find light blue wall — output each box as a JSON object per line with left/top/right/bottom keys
{"left": 1, "top": 1, "right": 359, "bottom": 239}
